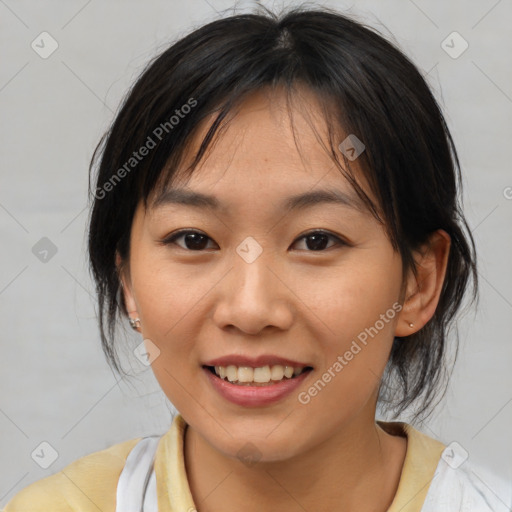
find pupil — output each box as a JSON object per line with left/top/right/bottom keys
{"left": 185, "top": 233, "right": 207, "bottom": 250}
{"left": 307, "top": 234, "right": 328, "bottom": 251}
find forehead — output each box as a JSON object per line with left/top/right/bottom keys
{"left": 185, "top": 86, "right": 336, "bottom": 178}
{"left": 149, "top": 86, "right": 375, "bottom": 217}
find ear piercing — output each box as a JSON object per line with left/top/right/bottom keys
{"left": 129, "top": 317, "right": 141, "bottom": 330}
{"left": 409, "top": 322, "right": 414, "bottom": 328}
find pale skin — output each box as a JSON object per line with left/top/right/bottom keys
{"left": 117, "top": 86, "right": 451, "bottom": 511}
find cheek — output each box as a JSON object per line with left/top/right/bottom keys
{"left": 133, "top": 252, "right": 207, "bottom": 334}
{"left": 298, "top": 319, "right": 398, "bottom": 426}
{"left": 296, "top": 255, "right": 402, "bottom": 404}
{"left": 130, "top": 259, "right": 199, "bottom": 374}
{"left": 294, "top": 250, "right": 402, "bottom": 337}
{"left": 129, "top": 249, "right": 227, "bottom": 399}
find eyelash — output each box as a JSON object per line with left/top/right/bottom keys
{"left": 160, "top": 229, "right": 348, "bottom": 252}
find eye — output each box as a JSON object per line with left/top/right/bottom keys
{"left": 160, "top": 229, "right": 347, "bottom": 252}
{"left": 161, "top": 229, "right": 217, "bottom": 251}
{"left": 291, "top": 230, "right": 347, "bottom": 251}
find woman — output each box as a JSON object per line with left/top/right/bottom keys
{"left": 4, "top": 4, "right": 510, "bottom": 511}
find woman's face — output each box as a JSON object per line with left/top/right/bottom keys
{"left": 120, "top": 88, "right": 409, "bottom": 462}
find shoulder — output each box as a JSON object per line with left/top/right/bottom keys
{"left": 422, "top": 451, "right": 512, "bottom": 512}
{"left": 3, "top": 437, "right": 142, "bottom": 512}
{"left": 379, "top": 420, "right": 512, "bottom": 512}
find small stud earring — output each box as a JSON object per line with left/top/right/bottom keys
{"left": 129, "top": 317, "right": 141, "bottom": 330}
{"left": 409, "top": 322, "right": 414, "bottom": 328}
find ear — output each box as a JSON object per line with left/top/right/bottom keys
{"left": 395, "top": 229, "right": 451, "bottom": 337}
{"left": 116, "top": 251, "right": 139, "bottom": 328}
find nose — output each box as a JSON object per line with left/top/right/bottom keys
{"left": 212, "top": 250, "right": 294, "bottom": 336}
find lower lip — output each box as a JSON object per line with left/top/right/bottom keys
{"left": 203, "top": 367, "right": 312, "bottom": 407}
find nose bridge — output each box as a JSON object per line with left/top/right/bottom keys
{"left": 213, "top": 236, "right": 293, "bottom": 333}
{"left": 233, "top": 236, "right": 278, "bottom": 302}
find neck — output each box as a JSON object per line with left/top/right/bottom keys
{"left": 183, "top": 410, "right": 407, "bottom": 512}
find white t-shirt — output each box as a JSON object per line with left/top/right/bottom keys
{"left": 422, "top": 453, "right": 512, "bottom": 511}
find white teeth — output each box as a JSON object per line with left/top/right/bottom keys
{"left": 271, "top": 365, "right": 284, "bottom": 380}
{"left": 253, "top": 366, "right": 271, "bottom": 382}
{"left": 238, "top": 366, "right": 253, "bottom": 383}
{"left": 226, "top": 365, "right": 237, "bottom": 382}
{"left": 212, "top": 364, "right": 307, "bottom": 384}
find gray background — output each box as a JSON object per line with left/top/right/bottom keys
{"left": 1, "top": 0, "right": 511, "bottom": 506}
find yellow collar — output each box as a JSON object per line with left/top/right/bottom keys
{"left": 153, "top": 414, "right": 445, "bottom": 512}
{"left": 377, "top": 420, "right": 446, "bottom": 512}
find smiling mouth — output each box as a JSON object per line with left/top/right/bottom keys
{"left": 203, "top": 365, "right": 313, "bottom": 386}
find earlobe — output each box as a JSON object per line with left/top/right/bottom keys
{"left": 395, "top": 229, "right": 451, "bottom": 337}
{"left": 115, "top": 251, "right": 140, "bottom": 330}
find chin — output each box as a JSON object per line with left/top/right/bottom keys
{"left": 208, "top": 427, "right": 307, "bottom": 465}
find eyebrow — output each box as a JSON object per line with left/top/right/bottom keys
{"left": 151, "top": 187, "right": 367, "bottom": 214}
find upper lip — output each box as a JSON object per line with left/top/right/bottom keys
{"left": 203, "top": 355, "right": 312, "bottom": 368}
